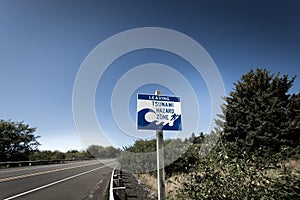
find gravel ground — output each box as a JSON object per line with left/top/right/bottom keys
{"left": 121, "top": 171, "right": 157, "bottom": 200}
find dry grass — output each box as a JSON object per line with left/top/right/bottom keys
{"left": 135, "top": 159, "right": 300, "bottom": 198}
{"left": 285, "top": 159, "right": 300, "bottom": 169}
{"left": 135, "top": 173, "right": 187, "bottom": 199}
{"left": 135, "top": 174, "right": 158, "bottom": 193}
{"left": 166, "top": 174, "right": 186, "bottom": 198}
{"left": 265, "top": 159, "right": 300, "bottom": 178}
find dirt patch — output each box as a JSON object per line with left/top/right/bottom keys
{"left": 121, "top": 171, "right": 157, "bottom": 200}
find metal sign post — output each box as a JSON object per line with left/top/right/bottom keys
{"left": 156, "top": 90, "right": 165, "bottom": 200}
{"left": 137, "top": 90, "right": 182, "bottom": 200}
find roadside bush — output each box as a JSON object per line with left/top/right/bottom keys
{"left": 174, "top": 145, "right": 300, "bottom": 199}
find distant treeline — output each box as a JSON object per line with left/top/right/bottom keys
{"left": 29, "top": 149, "right": 92, "bottom": 161}
{"left": 29, "top": 145, "right": 122, "bottom": 161}
{"left": 0, "top": 119, "right": 121, "bottom": 162}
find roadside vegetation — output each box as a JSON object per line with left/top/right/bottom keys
{"left": 29, "top": 145, "right": 121, "bottom": 161}
{"left": 119, "top": 68, "right": 300, "bottom": 199}
{"left": 0, "top": 119, "right": 121, "bottom": 162}
{"left": 0, "top": 120, "right": 40, "bottom": 161}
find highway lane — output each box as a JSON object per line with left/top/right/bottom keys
{"left": 0, "top": 160, "right": 117, "bottom": 200}
{"left": 0, "top": 159, "right": 115, "bottom": 180}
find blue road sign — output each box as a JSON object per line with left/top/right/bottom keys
{"left": 137, "top": 94, "right": 182, "bottom": 131}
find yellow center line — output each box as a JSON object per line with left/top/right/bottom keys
{"left": 0, "top": 162, "right": 100, "bottom": 183}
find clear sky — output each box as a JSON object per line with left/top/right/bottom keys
{"left": 0, "top": 0, "right": 299, "bottom": 152}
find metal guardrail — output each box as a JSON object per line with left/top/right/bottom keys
{"left": 0, "top": 158, "right": 90, "bottom": 168}
{"left": 109, "top": 167, "right": 126, "bottom": 200}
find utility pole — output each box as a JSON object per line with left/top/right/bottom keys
{"left": 156, "top": 90, "right": 165, "bottom": 200}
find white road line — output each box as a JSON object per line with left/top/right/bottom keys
{"left": 0, "top": 161, "right": 102, "bottom": 183}
{"left": 4, "top": 162, "right": 118, "bottom": 200}
{"left": 0, "top": 160, "right": 112, "bottom": 173}
{"left": 0, "top": 161, "right": 93, "bottom": 174}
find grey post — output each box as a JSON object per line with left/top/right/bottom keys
{"left": 156, "top": 90, "right": 165, "bottom": 200}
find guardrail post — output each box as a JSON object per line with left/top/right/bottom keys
{"left": 114, "top": 187, "right": 126, "bottom": 200}
{"left": 110, "top": 168, "right": 126, "bottom": 200}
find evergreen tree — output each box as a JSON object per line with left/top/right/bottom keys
{"left": 284, "top": 93, "right": 300, "bottom": 157}
{"left": 222, "top": 69, "right": 298, "bottom": 161}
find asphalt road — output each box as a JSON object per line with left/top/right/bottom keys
{"left": 0, "top": 159, "right": 117, "bottom": 200}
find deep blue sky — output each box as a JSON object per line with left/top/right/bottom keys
{"left": 0, "top": 0, "right": 299, "bottom": 152}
